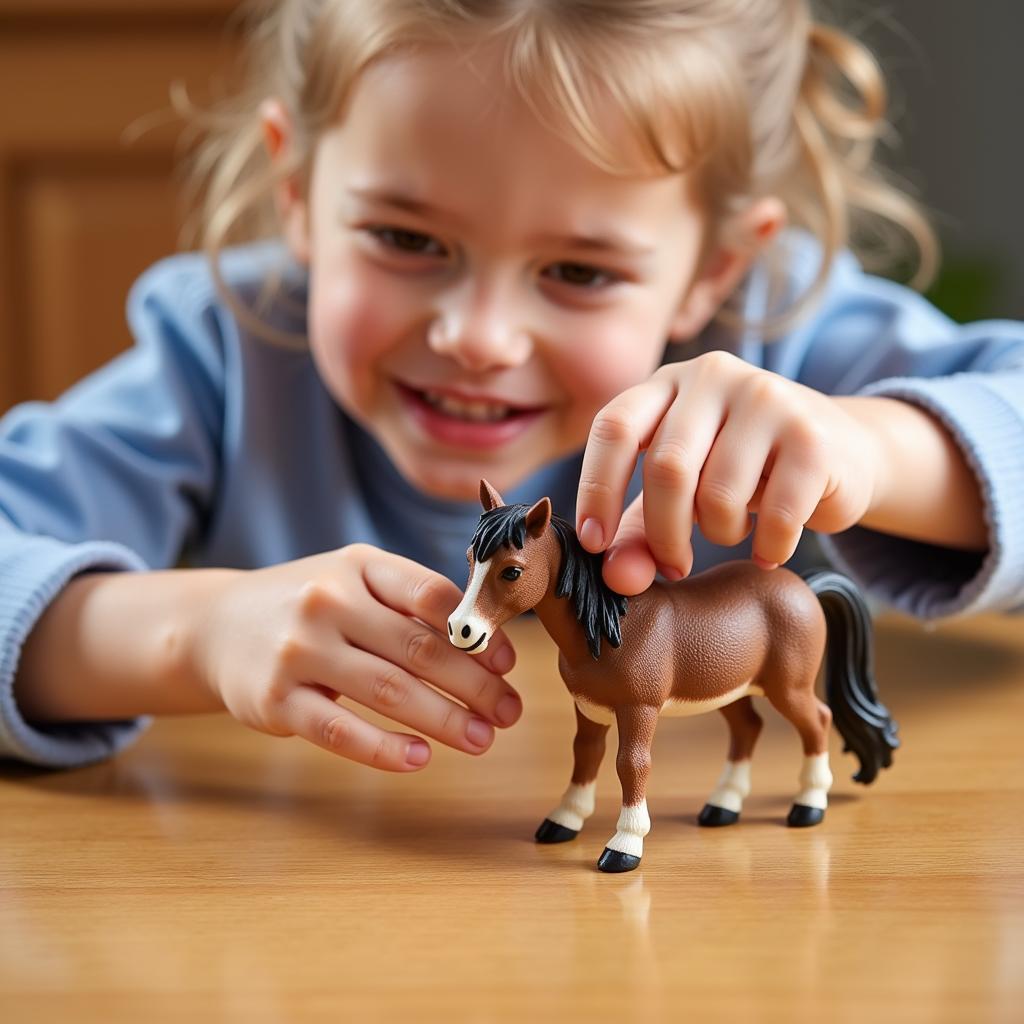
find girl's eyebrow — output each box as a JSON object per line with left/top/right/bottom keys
{"left": 346, "top": 186, "right": 655, "bottom": 258}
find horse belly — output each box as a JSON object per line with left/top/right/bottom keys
{"left": 661, "top": 681, "right": 763, "bottom": 718}
{"left": 574, "top": 682, "right": 764, "bottom": 727}
{"left": 574, "top": 695, "right": 616, "bottom": 727}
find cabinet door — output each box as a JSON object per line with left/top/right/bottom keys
{"left": 0, "top": 2, "right": 240, "bottom": 410}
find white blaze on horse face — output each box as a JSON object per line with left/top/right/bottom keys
{"left": 448, "top": 556, "right": 494, "bottom": 655}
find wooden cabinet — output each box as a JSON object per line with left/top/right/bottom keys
{"left": 0, "top": 0, "right": 241, "bottom": 411}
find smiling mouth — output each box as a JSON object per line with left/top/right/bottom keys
{"left": 397, "top": 382, "right": 548, "bottom": 423}
{"left": 421, "top": 389, "right": 518, "bottom": 422}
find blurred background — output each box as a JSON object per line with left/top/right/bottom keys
{"left": 1, "top": 0, "right": 1022, "bottom": 412}
{"left": 836, "top": 0, "right": 1024, "bottom": 324}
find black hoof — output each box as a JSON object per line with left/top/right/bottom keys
{"left": 787, "top": 804, "right": 825, "bottom": 828}
{"left": 535, "top": 818, "right": 579, "bottom": 844}
{"left": 698, "top": 804, "right": 740, "bottom": 827}
{"left": 597, "top": 848, "right": 642, "bottom": 873}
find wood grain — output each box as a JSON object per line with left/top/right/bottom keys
{"left": 1, "top": 612, "right": 1023, "bottom": 1022}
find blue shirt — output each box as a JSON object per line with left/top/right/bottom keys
{"left": 2, "top": 234, "right": 1023, "bottom": 767}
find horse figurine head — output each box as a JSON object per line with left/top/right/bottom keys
{"left": 448, "top": 479, "right": 627, "bottom": 662}
{"left": 448, "top": 479, "right": 899, "bottom": 873}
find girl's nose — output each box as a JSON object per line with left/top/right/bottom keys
{"left": 427, "top": 282, "right": 533, "bottom": 372}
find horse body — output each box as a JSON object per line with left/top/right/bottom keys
{"left": 554, "top": 563, "right": 828, "bottom": 719}
{"left": 449, "top": 481, "right": 898, "bottom": 874}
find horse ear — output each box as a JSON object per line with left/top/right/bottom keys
{"left": 480, "top": 479, "right": 505, "bottom": 511}
{"left": 525, "top": 497, "right": 552, "bottom": 538}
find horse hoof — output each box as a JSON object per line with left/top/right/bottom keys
{"left": 787, "top": 804, "right": 825, "bottom": 828}
{"left": 535, "top": 819, "right": 579, "bottom": 844}
{"left": 698, "top": 804, "right": 740, "bottom": 827}
{"left": 597, "top": 848, "right": 642, "bottom": 873}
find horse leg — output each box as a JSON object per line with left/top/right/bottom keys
{"left": 535, "top": 706, "right": 610, "bottom": 844}
{"left": 698, "top": 696, "right": 764, "bottom": 827}
{"left": 598, "top": 705, "right": 659, "bottom": 874}
{"left": 764, "top": 676, "right": 833, "bottom": 827}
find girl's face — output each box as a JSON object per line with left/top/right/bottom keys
{"left": 275, "top": 42, "right": 757, "bottom": 500}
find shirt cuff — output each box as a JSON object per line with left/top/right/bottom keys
{"left": 0, "top": 533, "right": 152, "bottom": 768}
{"left": 818, "top": 371, "right": 1024, "bottom": 618}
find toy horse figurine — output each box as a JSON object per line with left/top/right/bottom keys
{"left": 448, "top": 480, "right": 899, "bottom": 874}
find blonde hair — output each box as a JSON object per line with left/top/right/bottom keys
{"left": 180, "top": 0, "right": 939, "bottom": 342}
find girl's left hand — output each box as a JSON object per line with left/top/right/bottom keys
{"left": 575, "top": 351, "right": 885, "bottom": 595}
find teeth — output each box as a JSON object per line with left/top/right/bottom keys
{"left": 423, "top": 390, "right": 513, "bottom": 422}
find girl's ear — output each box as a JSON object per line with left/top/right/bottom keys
{"left": 668, "top": 196, "right": 786, "bottom": 340}
{"left": 260, "top": 98, "right": 312, "bottom": 265}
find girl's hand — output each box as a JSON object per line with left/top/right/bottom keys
{"left": 576, "top": 351, "right": 885, "bottom": 595}
{"left": 188, "top": 545, "right": 522, "bottom": 771}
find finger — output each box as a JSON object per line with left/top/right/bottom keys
{"left": 361, "top": 552, "right": 517, "bottom": 679}
{"left": 751, "top": 445, "right": 829, "bottom": 568}
{"left": 694, "top": 410, "right": 774, "bottom": 548}
{"left": 343, "top": 595, "right": 522, "bottom": 729}
{"left": 283, "top": 684, "right": 432, "bottom": 772}
{"left": 642, "top": 388, "right": 725, "bottom": 577}
{"left": 601, "top": 494, "right": 657, "bottom": 595}
{"left": 308, "top": 641, "right": 501, "bottom": 755}
{"left": 576, "top": 376, "right": 676, "bottom": 553}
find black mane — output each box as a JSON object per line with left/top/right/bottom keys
{"left": 471, "top": 504, "right": 628, "bottom": 660}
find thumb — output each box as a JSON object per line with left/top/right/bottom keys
{"left": 600, "top": 493, "right": 657, "bottom": 596}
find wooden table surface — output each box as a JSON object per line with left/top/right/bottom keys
{"left": 2, "top": 612, "right": 1023, "bottom": 1023}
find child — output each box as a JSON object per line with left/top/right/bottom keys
{"left": 2, "top": 0, "right": 1022, "bottom": 772}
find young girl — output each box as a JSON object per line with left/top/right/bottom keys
{"left": 3, "top": 0, "right": 1022, "bottom": 772}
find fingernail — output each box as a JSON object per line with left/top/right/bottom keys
{"left": 492, "top": 645, "right": 515, "bottom": 675}
{"left": 466, "top": 717, "right": 494, "bottom": 748}
{"left": 579, "top": 517, "right": 604, "bottom": 550}
{"left": 495, "top": 693, "right": 522, "bottom": 727}
{"left": 753, "top": 555, "right": 779, "bottom": 570}
{"left": 656, "top": 563, "right": 684, "bottom": 582}
{"left": 406, "top": 741, "right": 430, "bottom": 766}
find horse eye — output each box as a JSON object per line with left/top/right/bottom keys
{"left": 500, "top": 566, "right": 523, "bottom": 582}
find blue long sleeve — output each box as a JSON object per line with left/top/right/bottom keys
{"left": 3, "top": 236, "right": 1022, "bottom": 770}
{"left": 0, "top": 257, "right": 228, "bottom": 765}
{"left": 728, "top": 236, "right": 1024, "bottom": 617}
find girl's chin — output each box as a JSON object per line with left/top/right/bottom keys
{"left": 395, "top": 453, "right": 532, "bottom": 502}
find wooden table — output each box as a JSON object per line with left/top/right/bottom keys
{"left": 2, "top": 612, "right": 1023, "bottom": 1022}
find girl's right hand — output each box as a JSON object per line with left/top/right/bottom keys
{"left": 188, "top": 544, "right": 522, "bottom": 771}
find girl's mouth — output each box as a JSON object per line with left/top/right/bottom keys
{"left": 394, "top": 382, "right": 549, "bottom": 450}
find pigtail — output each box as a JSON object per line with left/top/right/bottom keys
{"left": 789, "top": 20, "right": 939, "bottom": 311}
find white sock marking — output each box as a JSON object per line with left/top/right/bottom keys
{"left": 605, "top": 800, "right": 650, "bottom": 859}
{"left": 706, "top": 759, "right": 752, "bottom": 814}
{"left": 794, "top": 752, "right": 833, "bottom": 809}
{"left": 546, "top": 781, "right": 597, "bottom": 832}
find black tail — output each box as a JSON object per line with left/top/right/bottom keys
{"left": 801, "top": 569, "right": 900, "bottom": 784}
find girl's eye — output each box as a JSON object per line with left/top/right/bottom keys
{"left": 545, "top": 262, "right": 619, "bottom": 290}
{"left": 368, "top": 227, "right": 447, "bottom": 257}
{"left": 500, "top": 566, "right": 523, "bottom": 582}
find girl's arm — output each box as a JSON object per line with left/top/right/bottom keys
{"left": 0, "top": 254, "right": 225, "bottom": 766}
{"left": 13, "top": 569, "right": 229, "bottom": 724}
{"left": 834, "top": 394, "right": 987, "bottom": 551}
{"left": 14, "top": 548, "right": 523, "bottom": 774}
{"left": 778, "top": 236, "right": 1024, "bottom": 617}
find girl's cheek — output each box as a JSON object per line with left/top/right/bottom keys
{"left": 555, "top": 328, "right": 660, "bottom": 410}
{"left": 308, "top": 275, "right": 403, "bottom": 406}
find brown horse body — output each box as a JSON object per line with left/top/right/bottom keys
{"left": 553, "top": 561, "right": 826, "bottom": 716}
{"left": 449, "top": 481, "right": 898, "bottom": 873}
